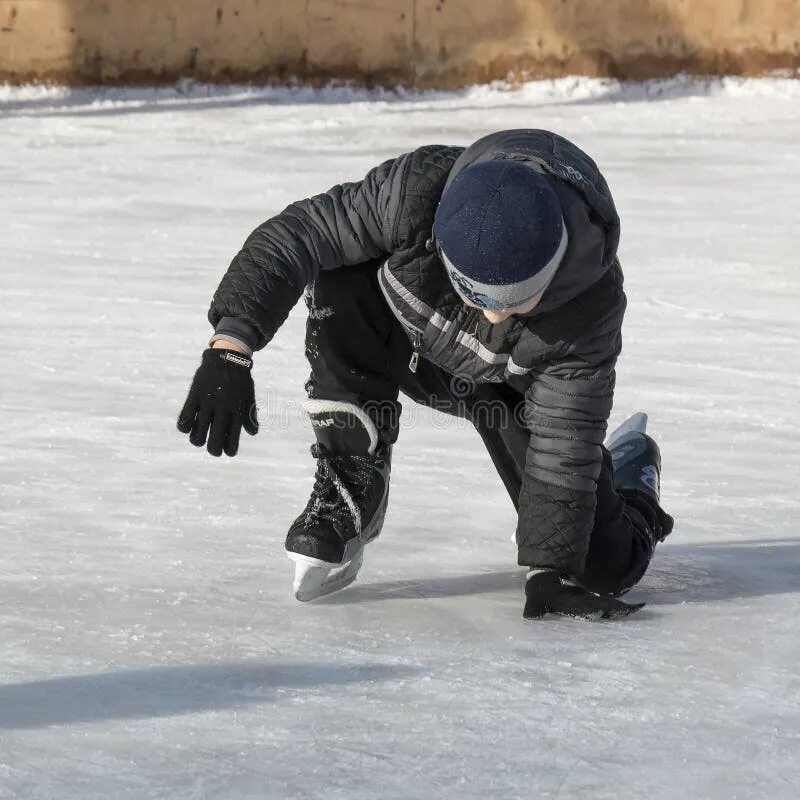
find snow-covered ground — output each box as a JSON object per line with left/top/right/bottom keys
{"left": 1, "top": 77, "right": 799, "bottom": 799}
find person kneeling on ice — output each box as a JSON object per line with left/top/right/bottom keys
{"left": 177, "top": 129, "right": 674, "bottom": 619}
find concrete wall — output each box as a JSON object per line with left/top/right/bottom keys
{"left": 1, "top": 0, "right": 798, "bottom": 87}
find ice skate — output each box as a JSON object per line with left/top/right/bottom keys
{"left": 607, "top": 412, "right": 673, "bottom": 542}
{"left": 286, "top": 401, "right": 391, "bottom": 601}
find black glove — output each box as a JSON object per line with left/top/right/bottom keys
{"left": 177, "top": 348, "right": 258, "bottom": 457}
{"left": 523, "top": 570, "right": 645, "bottom": 621}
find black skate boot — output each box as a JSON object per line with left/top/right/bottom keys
{"left": 607, "top": 412, "right": 674, "bottom": 543}
{"left": 286, "top": 401, "right": 391, "bottom": 601}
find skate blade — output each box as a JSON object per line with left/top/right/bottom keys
{"left": 288, "top": 551, "right": 364, "bottom": 602}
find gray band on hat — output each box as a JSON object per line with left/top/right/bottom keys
{"left": 441, "top": 218, "right": 568, "bottom": 311}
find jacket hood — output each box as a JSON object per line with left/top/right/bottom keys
{"left": 440, "top": 129, "right": 621, "bottom": 312}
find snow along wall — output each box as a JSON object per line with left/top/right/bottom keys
{"left": 1, "top": 0, "right": 799, "bottom": 87}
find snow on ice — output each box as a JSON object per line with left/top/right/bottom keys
{"left": 1, "top": 77, "right": 799, "bottom": 799}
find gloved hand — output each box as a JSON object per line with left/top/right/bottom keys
{"left": 177, "top": 348, "right": 258, "bottom": 457}
{"left": 523, "top": 570, "right": 644, "bottom": 620}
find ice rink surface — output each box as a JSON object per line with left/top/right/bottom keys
{"left": 1, "top": 77, "right": 799, "bottom": 799}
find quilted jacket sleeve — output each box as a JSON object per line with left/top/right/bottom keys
{"left": 208, "top": 154, "right": 409, "bottom": 351}
{"left": 515, "top": 318, "right": 622, "bottom": 575}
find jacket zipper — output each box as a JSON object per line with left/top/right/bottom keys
{"left": 378, "top": 264, "right": 427, "bottom": 373}
{"left": 409, "top": 331, "right": 422, "bottom": 373}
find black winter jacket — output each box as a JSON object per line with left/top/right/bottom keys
{"left": 209, "top": 130, "right": 625, "bottom": 575}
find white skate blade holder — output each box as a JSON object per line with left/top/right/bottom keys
{"left": 289, "top": 536, "right": 367, "bottom": 602}
{"left": 606, "top": 412, "right": 648, "bottom": 450}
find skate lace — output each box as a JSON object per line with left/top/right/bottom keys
{"left": 304, "top": 444, "right": 376, "bottom": 537}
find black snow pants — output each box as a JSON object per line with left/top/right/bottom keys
{"left": 304, "top": 261, "right": 657, "bottom": 595}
